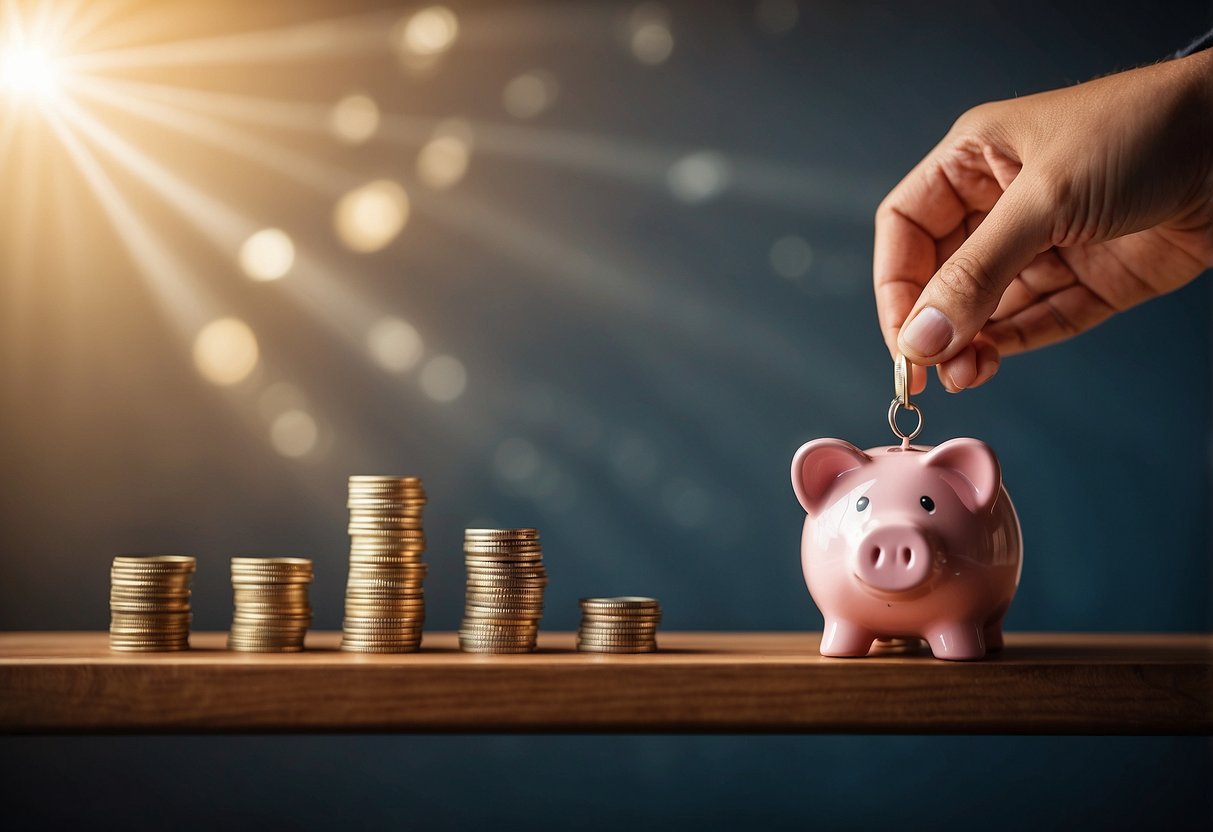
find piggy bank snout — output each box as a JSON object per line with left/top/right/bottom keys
{"left": 853, "top": 524, "right": 935, "bottom": 593}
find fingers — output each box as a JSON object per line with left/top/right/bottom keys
{"left": 874, "top": 159, "right": 969, "bottom": 361}
{"left": 937, "top": 338, "right": 1001, "bottom": 392}
{"left": 982, "top": 283, "right": 1116, "bottom": 355}
{"left": 897, "top": 175, "right": 1052, "bottom": 365}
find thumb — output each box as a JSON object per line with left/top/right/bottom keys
{"left": 897, "top": 175, "right": 1052, "bottom": 365}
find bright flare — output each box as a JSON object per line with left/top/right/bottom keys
{"left": 1, "top": 44, "right": 61, "bottom": 98}
{"left": 333, "top": 179, "right": 409, "bottom": 253}
{"left": 398, "top": 6, "right": 459, "bottom": 56}
{"left": 239, "top": 228, "right": 295, "bottom": 281}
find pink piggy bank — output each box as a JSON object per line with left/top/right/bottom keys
{"left": 791, "top": 438, "right": 1022, "bottom": 661}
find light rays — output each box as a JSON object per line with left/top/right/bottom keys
{"left": 65, "top": 75, "right": 354, "bottom": 195}
{"left": 63, "top": 8, "right": 398, "bottom": 73}
{"left": 1, "top": 0, "right": 873, "bottom": 493}
{"left": 41, "top": 104, "right": 215, "bottom": 334}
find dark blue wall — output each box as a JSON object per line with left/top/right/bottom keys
{"left": 1, "top": 0, "right": 1209, "bottom": 828}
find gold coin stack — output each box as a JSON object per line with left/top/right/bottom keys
{"left": 577, "top": 597, "right": 662, "bottom": 653}
{"left": 228, "top": 558, "right": 314, "bottom": 652}
{"left": 459, "top": 528, "right": 547, "bottom": 654}
{"left": 341, "top": 476, "right": 428, "bottom": 653}
{"left": 109, "top": 556, "right": 196, "bottom": 652}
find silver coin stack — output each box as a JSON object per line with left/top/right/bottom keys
{"left": 577, "top": 597, "right": 662, "bottom": 653}
{"left": 341, "top": 476, "right": 428, "bottom": 653}
{"left": 459, "top": 528, "right": 547, "bottom": 653}
{"left": 109, "top": 555, "right": 196, "bottom": 652}
{"left": 228, "top": 558, "right": 314, "bottom": 652}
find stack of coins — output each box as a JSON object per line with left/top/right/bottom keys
{"left": 109, "top": 556, "right": 196, "bottom": 652}
{"left": 577, "top": 597, "right": 662, "bottom": 653}
{"left": 459, "top": 528, "right": 547, "bottom": 653}
{"left": 228, "top": 558, "right": 313, "bottom": 652}
{"left": 341, "top": 476, "right": 428, "bottom": 653}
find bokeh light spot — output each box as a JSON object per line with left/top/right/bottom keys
{"left": 192, "top": 318, "right": 259, "bottom": 386}
{"left": 333, "top": 179, "right": 409, "bottom": 253}
{"left": 398, "top": 6, "right": 459, "bottom": 56}
{"left": 756, "top": 0, "right": 800, "bottom": 36}
{"left": 628, "top": 5, "right": 674, "bottom": 65}
{"left": 270, "top": 409, "right": 319, "bottom": 458}
{"left": 417, "top": 122, "right": 472, "bottom": 190}
{"left": 419, "top": 355, "right": 467, "bottom": 402}
{"left": 769, "top": 235, "right": 814, "bottom": 280}
{"left": 367, "top": 317, "right": 424, "bottom": 373}
{"left": 662, "top": 478, "right": 712, "bottom": 529}
{"left": 494, "top": 437, "right": 541, "bottom": 483}
{"left": 667, "top": 151, "right": 731, "bottom": 203}
{"left": 239, "top": 228, "right": 295, "bottom": 281}
{"left": 329, "top": 93, "right": 380, "bottom": 144}
{"left": 502, "top": 71, "right": 559, "bottom": 119}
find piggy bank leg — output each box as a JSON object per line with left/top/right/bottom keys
{"left": 820, "top": 619, "right": 876, "bottom": 658}
{"left": 925, "top": 622, "right": 986, "bottom": 661}
{"left": 983, "top": 618, "right": 1005, "bottom": 652}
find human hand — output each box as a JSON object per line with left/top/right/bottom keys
{"left": 874, "top": 49, "right": 1213, "bottom": 393}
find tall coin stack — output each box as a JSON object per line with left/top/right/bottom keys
{"left": 459, "top": 528, "right": 547, "bottom": 654}
{"left": 577, "top": 597, "right": 662, "bottom": 653}
{"left": 228, "top": 558, "right": 314, "bottom": 652}
{"left": 109, "top": 555, "right": 196, "bottom": 652}
{"left": 342, "top": 476, "right": 428, "bottom": 653}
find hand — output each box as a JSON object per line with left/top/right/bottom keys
{"left": 874, "top": 49, "right": 1213, "bottom": 393}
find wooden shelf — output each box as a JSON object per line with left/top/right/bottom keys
{"left": 1, "top": 631, "right": 1209, "bottom": 734}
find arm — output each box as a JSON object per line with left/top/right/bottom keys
{"left": 873, "top": 48, "right": 1213, "bottom": 393}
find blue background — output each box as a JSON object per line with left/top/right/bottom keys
{"left": 1, "top": 0, "right": 1210, "bottom": 829}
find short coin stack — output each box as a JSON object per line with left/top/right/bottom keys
{"left": 577, "top": 597, "right": 662, "bottom": 653}
{"left": 109, "top": 556, "right": 196, "bottom": 652}
{"left": 228, "top": 558, "right": 314, "bottom": 652}
{"left": 459, "top": 528, "right": 547, "bottom": 653}
{"left": 342, "top": 476, "right": 428, "bottom": 653}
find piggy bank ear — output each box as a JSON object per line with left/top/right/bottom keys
{"left": 922, "top": 438, "right": 1001, "bottom": 513}
{"left": 791, "top": 439, "right": 870, "bottom": 515}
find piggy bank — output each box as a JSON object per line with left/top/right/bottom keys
{"left": 791, "top": 438, "right": 1021, "bottom": 660}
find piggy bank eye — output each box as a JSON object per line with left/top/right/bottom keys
{"left": 920, "top": 495, "right": 935, "bottom": 513}
{"left": 856, "top": 496, "right": 869, "bottom": 512}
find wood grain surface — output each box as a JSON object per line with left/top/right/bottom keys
{"left": 1, "top": 631, "right": 1209, "bottom": 734}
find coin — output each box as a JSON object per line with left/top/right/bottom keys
{"left": 894, "top": 352, "right": 911, "bottom": 408}
{"left": 576, "top": 596, "right": 662, "bottom": 654}
{"left": 342, "top": 476, "right": 429, "bottom": 654}
{"left": 227, "top": 557, "right": 313, "bottom": 653}
{"left": 576, "top": 643, "right": 657, "bottom": 654}
{"left": 458, "top": 528, "right": 546, "bottom": 654}
{"left": 109, "top": 556, "right": 196, "bottom": 652}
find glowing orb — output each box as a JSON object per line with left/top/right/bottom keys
{"left": 333, "top": 179, "right": 409, "bottom": 253}
{"left": 367, "top": 317, "right": 424, "bottom": 373}
{"left": 398, "top": 7, "right": 459, "bottom": 56}
{"left": 270, "top": 409, "right": 319, "bottom": 458}
{"left": 1, "top": 44, "right": 61, "bottom": 98}
{"left": 193, "top": 318, "right": 259, "bottom": 386}
{"left": 502, "top": 71, "right": 559, "bottom": 119}
{"left": 239, "top": 228, "right": 295, "bottom": 281}
{"left": 330, "top": 94, "right": 380, "bottom": 145}
{"left": 419, "top": 355, "right": 467, "bottom": 403}
{"left": 416, "top": 124, "right": 471, "bottom": 190}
